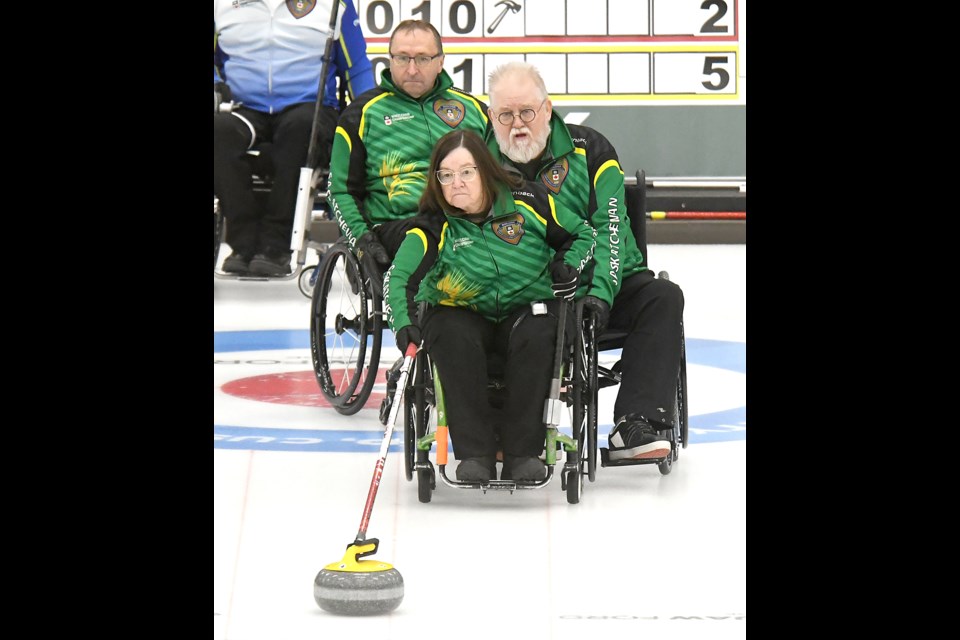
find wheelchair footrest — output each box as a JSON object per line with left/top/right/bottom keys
{"left": 437, "top": 465, "right": 554, "bottom": 492}
{"left": 599, "top": 447, "right": 668, "bottom": 467}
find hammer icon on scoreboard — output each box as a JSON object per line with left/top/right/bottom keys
{"left": 487, "top": 0, "right": 521, "bottom": 34}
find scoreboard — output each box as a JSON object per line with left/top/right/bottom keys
{"left": 353, "top": 0, "right": 746, "bottom": 105}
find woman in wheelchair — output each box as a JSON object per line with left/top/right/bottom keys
{"left": 382, "top": 130, "right": 596, "bottom": 483}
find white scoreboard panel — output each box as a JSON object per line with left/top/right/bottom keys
{"left": 354, "top": 0, "right": 746, "bottom": 106}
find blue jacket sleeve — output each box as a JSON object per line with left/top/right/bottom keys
{"left": 214, "top": 21, "right": 226, "bottom": 84}
{"left": 324, "top": 0, "right": 375, "bottom": 108}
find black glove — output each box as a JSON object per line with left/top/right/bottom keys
{"left": 395, "top": 325, "right": 422, "bottom": 351}
{"left": 357, "top": 232, "right": 391, "bottom": 267}
{"left": 581, "top": 295, "right": 610, "bottom": 335}
{"left": 550, "top": 260, "right": 579, "bottom": 300}
{"left": 375, "top": 218, "right": 418, "bottom": 257}
{"left": 357, "top": 232, "right": 391, "bottom": 299}
{"left": 214, "top": 81, "right": 232, "bottom": 104}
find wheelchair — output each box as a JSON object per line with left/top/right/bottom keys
{"left": 213, "top": 102, "right": 338, "bottom": 298}
{"left": 396, "top": 170, "right": 688, "bottom": 505}
{"left": 396, "top": 299, "right": 590, "bottom": 505}
{"left": 307, "top": 236, "right": 385, "bottom": 416}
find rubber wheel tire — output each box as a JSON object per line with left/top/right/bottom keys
{"left": 417, "top": 467, "right": 433, "bottom": 503}
{"left": 298, "top": 264, "right": 316, "bottom": 298}
{"left": 309, "top": 243, "right": 383, "bottom": 415}
{"left": 565, "top": 468, "right": 582, "bottom": 504}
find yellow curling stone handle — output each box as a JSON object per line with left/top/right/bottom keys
{"left": 324, "top": 541, "right": 395, "bottom": 572}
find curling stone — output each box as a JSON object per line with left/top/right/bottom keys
{"left": 314, "top": 541, "right": 404, "bottom": 615}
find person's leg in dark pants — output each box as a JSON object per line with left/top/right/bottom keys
{"left": 213, "top": 111, "right": 259, "bottom": 271}
{"left": 605, "top": 270, "right": 685, "bottom": 460}
{"left": 610, "top": 270, "right": 685, "bottom": 422}
{"left": 252, "top": 102, "right": 335, "bottom": 274}
{"left": 496, "top": 303, "right": 562, "bottom": 481}
{"left": 421, "top": 306, "right": 499, "bottom": 481}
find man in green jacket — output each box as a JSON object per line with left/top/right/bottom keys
{"left": 485, "top": 61, "right": 685, "bottom": 464}
{"left": 328, "top": 19, "right": 490, "bottom": 294}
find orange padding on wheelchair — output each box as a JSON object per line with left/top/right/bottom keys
{"left": 436, "top": 426, "right": 448, "bottom": 465}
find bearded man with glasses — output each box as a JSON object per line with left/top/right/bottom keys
{"left": 485, "top": 61, "right": 686, "bottom": 464}
{"left": 328, "top": 19, "right": 490, "bottom": 301}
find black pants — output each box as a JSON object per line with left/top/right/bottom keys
{"left": 213, "top": 102, "right": 338, "bottom": 257}
{"left": 421, "top": 302, "right": 568, "bottom": 460}
{"left": 607, "top": 269, "right": 685, "bottom": 425}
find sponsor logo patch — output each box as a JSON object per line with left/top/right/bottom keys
{"left": 286, "top": 0, "right": 316, "bottom": 19}
{"left": 493, "top": 213, "right": 525, "bottom": 245}
{"left": 433, "top": 99, "right": 466, "bottom": 128}
{"left": 541, "top": 158, "right": 569, "bottom": 194}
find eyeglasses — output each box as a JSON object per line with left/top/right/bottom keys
{"left": 390, "top": 53, "right": 442, "bottom": 67}
{"left": 496, "top": 99, "right": 547, "bottom": 126}
{"left": 436, "top": 166, "right": 478, "bottom": 185}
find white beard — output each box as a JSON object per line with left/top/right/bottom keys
{"left": 494, "top": 124, "right": 550, "bottom": 164}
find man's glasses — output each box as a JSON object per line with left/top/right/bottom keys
{"left": 496, "top": 99, "right": 547, "bottom": 126}
{"left": 390, "top": 53, "right": 442, "bottom": 67}
{"left": 436, "top": 166, "right": 478, "bottom": 185}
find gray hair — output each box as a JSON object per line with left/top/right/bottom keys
{"left": 487, "top": 61, "right": 548, "bottom": 104}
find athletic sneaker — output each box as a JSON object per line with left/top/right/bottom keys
{"left": 608, "top": 416, "right": 670, "bottom": 461}
{"left": 221, "top": 251, "right": 252, "bottom": 274}
{"left": 501, "top": 455, "right": 546, "bottom": 481}
{"left": 455, "top": 456, "right": 496, "bottom": 482}
{"left": 249, "top": 251, "right": 291, "bottom": 276}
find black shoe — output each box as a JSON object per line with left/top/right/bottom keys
{"left": 455, "top": 456, "right": 496, "bottom": 482}
{"left": 501, "top": 455, "right": 546, "bottom": 481}
{"left": 249, "top": 252, "right": 291, "bottom": 276}
{"left": 221, "top": 251, "right": 252, "bottom": 274}
{"left": 608, "top": 415, "right": 670, "bottom": 461}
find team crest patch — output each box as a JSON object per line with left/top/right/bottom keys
{"left": 493, "top": 213, "right": 525, "bottom": 245}
{"left": 286, "top": 0, "right": 316, "bottom": 18}
{"left": 540, "top": 158, "right": 569, "bottom": 194}
{"left": 433, "top": 99, "right": 465, "bottom": 128}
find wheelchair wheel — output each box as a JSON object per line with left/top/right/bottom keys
{"left": 409, "top": 352, "right": 436, "bottom": 501}
{"left": 298, "top": 264, "right": 316, "bottom": 298}
{"left": 658, "top": 320, "right": 689, "bottom": 475}
{"left": 402, "top": 353, "right": 429, "bottom": 482}
{"left": 573, "top": 305, "right": 599, "bottom": 482}
{"left": 417, "top": 466, "right": 434, "bottom": 503}
{"left": 564, "top": 465, "right": 582, "bottom": 504}
{"left": 658, "top": 437, "right": 675, "bottom": 475}
{"left": 213, "top": 196, "right": 224, "bottom": 269}
{"left": 678, "top": 320, "right": 689, "bottom": 449}
{"left": 309, "top": 242, "right": 383, "bottom": 415}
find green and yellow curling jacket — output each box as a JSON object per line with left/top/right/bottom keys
{"left": 383, "top": 183, "right": 597, "bottom": 332}
{"left": 329, "top": 69, "right": 490, "bottom": 249}
{"left": 486, "top": 116, "right": 646, "bottom": 308}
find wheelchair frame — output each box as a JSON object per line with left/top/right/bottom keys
{"left": 397, "top": 170, "right": 689, "bottom": 505}
{"left": 400, "top": 300, "right": 590, "bottom": 504}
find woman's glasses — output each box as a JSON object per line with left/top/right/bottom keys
{"left": 436, "top": 166, "right": 479, "bottom": 185}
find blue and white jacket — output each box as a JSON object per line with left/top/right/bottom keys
{"left": 214, "top": 0, "right": 375, "bottom": 113}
